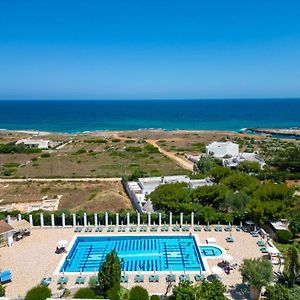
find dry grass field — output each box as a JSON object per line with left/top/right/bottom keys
{"left": 0, "top": 181, "right": 131, "bottom": 212}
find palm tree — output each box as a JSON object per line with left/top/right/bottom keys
{"left": 285, "top": 244, "right": 300, "bottom": 287}
{"left": 240, "top": 258, "right": 273, "bottom": 300}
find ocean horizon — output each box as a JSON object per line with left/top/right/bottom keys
{"left": 0, "top": 99, "right": 299, "bottom": 133}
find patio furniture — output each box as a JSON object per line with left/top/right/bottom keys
{"left": 166, "top": 274, "right": 176, "bottom": 282}
{"left": 149, "top": 274, "right": 159, "bottom": 282}
{"left": 74, "top": 227, "right": 82, "bottom": 232}
{"left": 134, "top": 274, "right": 144, "bottom": 283}
{"left": 257, "top": 240, "right": 266, "bottom": 247}
{"left": 0, "top": 270, "right": 11, "bottom": 284}
{"left": 194, "top": 226, "right": 201, "bottom": 232}
{"left": 57, "top": 276, "right": 68, "bottom": 285}
{"left": 224, "top": 226, "right": 232, "bottom": 232}
{"left": 121, "top": 274, "right": 128, "bottom": 283}
{"left": 150, "top": 227, "right": 158, "bottom": 232}
{"left": 41, "top": 277, "right": 52, "bottom": 286}
{"left": 226, "top": 236, "right": 234, "bottom": 242}
{"left": 182, "top": 226, "right": 190, "bottom": 232}
{"left": 107, "top": 227, "right": 115, "bottom": 232}
{"left": 204, "top": 226, "right": 212, "bottom": 231}
{"left": 260, "top": 247, "right": 269, "bottom": 253}
{"left": 214, "top": 226, "right": 222, "bottom": 232}
{"left": 75, "top": 275, "right": 86, "bottom": 284}
{"left": 194, "top": 274, "right": 205, "bottom": 282}
{"left": 129, "top": 227, "right": 137, "bottom": 232}
{"left": 95, "top": 227, "right": 103, "bottom": 232}
{"left": 179, "top": 274, "right": 190, "bottom": 282}
{"left": 235, "top": 226, "right": 241, "bottom": 232}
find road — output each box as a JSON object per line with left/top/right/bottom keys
{"left": 146, "top": 139, "right": 194, "bottom": 172}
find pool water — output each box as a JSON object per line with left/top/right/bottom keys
{"left": 200, "top": 245, "right": 223, "bottom": 257}
{"left": 61, "top": 235, "right": 205, "bottom": 273}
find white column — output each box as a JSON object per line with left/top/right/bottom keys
{"left": 40, "top": 213, "right": 44, "bottom": 227}
{"left": 158, "top": 213, "right": 162, "bottom": 226}
{"left": 7, "top": 215, "right": 11, "bottom": 224}
{"left": 83, "top": 213, "right": 87, "bottom": 227}
{"left": 105, "top": 212, "right": 109, "bottom": 226}
{"left": 29, "top": 214, "right": 33, "bottom": 226}
{"left": 148, "top": 212, "right": 151, "bottom": 226}
{"left": 180, "top": 212, "right": 183, "bottom": 226}
{"left": 62, "top": 213, "right": 66, "bottom": 227}
{"left": 18, "top": 213, "right": 22, "bottom": 221}
{"left": 169, "top": 212, "right": 172, "bottom": 226}
{"left": 116, "top": 213, "right": 119, "bottom": 226}
{"left": 137, "top": 213, "right": 140, "bottom": 226}
{"left": 127, "top": 212, "right": 130, "bottom": 226}
{"left": 94, "top": 214, "right": 98, "bottom": 226}
{"left": 191, "top": 212, "right": 194, "bottom": 226}
{"left": 73, "top": 214, "right": 76, "bottom": 227}
{"left": 51, "top": 214, "right": 55, "bottom": 227}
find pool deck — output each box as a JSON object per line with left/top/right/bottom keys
{"left": 0, "top": 227, "right": 269, "bottom": 298}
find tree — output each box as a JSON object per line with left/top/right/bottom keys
{"left": 221, "top": 173, "right": 259, "bottom": 194}
{"left": 24, "top": 286, "right": 51, "bottom": 300}
{"left": 237, "top": 161, "right": 261, "bottom": 174}
{"left": 209, "top": 166, "right": 232, "bottom": 183}
{"left": 98, "top": 249, "right": 121, "bottom": 294}
{"left": 73, "top": 288, "right": 96, "bottom": 299}
{"left": 197, "top": 157, "right": 220, "bottom": 174}
{"left": 240, "top": 258, "right": 273, "bottom": 300}
{"left": 276, "top": 230, "right": 293, "bottom": 244}
{"left": 0, "top": 284, "right": 5, "bottom": 297}
{"left": 265, "top": 284, "right": 292, "bottom": 300}
{"left": 221, "top": 191, "right": 250, "bottom": 212}
{"left": 285, "top": 244, "right": 300, "bottom": 287}
{"left": 289, "top": 211, "right": 300, "bottom": 236}
{"left": 129, "top": 286, "right": 149, "bottom": 300}
{"left": 172, "top": 281, "right": 201, "bottom": 300}
{"left": 200, "top": 280, "right": 228, "bottom": 300}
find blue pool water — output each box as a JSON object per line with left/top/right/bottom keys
{"left": 61, "top": 235, "right": 205, "bottom": 273}
{"left": 200, "top": 246, "right": 223, "bottom": 257}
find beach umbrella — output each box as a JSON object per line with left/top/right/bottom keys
{"left": 211, "top": 266, "right": 223, "bottom": 275}
{"left": 223, "top": 254, "right": 233, "bottom": 261}
{"left": 57, "top": 240, "right": 68, "bottom": 248}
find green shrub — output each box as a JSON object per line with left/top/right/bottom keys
{"left": 24, "top": 285, "right": 51, "bottom": 300}
{"left": 0, "top": 284, "right": 5, "bottom": 297}
{"left": 74, "top": 148, "right": 87, "bottom": 155}
{"left": 150, "top": 295, "right": 160, "bottom": 300}
{"left": 111, "top": 139, "right": 120, "bottom": 143}
{"left": 125, "top": 146, "right": 143, "bottom": 153}
{"left": 41, "top": 153, "right": 50, "bottom": 158}
{"left": 129, "top": 286, "right": 149, "bottom": 300}
{"left": 73, "top": 287, "right": 96, "bottom": 298}
{"left": 84, "top": 139, "right": 107, "bottom": 144}
{"left": 277, "top": 229, "right": 293, "bottom": 244}
{"left": 144, "top": 144, "right": 159, "bottom": 153}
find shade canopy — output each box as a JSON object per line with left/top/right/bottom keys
{"left": 57, "top": 240, "right": 68, "bottom": 248}
{"left": 223, "top": 254, "right": 233, "bottom": 261}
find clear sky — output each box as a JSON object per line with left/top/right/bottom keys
{"left": 0, "top": 0, "right": 300, "bottom": 99}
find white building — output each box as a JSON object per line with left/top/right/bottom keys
{"left": 16, "top": 139, "right": 52, "bottom": 149}
{"left": 206, "top": 141, "right": 239, "bottom": 158}
{"left": 127, "top": 175, "right": 212, "bottom": 213}
{"left": 222, "top": 152, "right": 266, "bottom": 169}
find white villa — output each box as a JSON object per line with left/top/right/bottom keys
{"left": 126, "top": 175, "right": 213, "bottom": 213}
{"left": 206, "top": 141, "right": 265, "bottom": 169}
{"left": 16, "top": 138, "right": 53, "bottom": 149}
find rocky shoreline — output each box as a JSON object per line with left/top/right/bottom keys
{"left": 248, "top": 128, "right": 300, "bottom": 137}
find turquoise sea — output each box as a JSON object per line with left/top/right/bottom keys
{"left": 0, "top": 99, "right": 299, "bottom": 133}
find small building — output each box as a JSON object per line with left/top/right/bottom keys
{"left": 0, "top": 220, "right": 14, "bottom": 247}
{"left": 206, "top": 142, "right": 239, "bottom": 158}
{"left": 16, "top": 138, "right": 52, "bottom": 149}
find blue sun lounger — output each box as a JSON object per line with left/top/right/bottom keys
{"left": 0, "top": 270, "right": 12, "bottom": 284}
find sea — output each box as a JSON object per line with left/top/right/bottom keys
{"left": 0, "top": 99, "right": 299, "bottom": 133}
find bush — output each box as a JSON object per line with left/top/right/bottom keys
{"left": 0, "top": 284, "right": 5, "bottom": 297}
{"left": 150, "top": 295, "right": 160, "bottom": 300}
{"left": 73, "top": 287, "right": 96, "bottom": 298}
{"left": 277, "top": 230, "right": 293, "bottom": 244}
{"left": 24, "top": 285, "right": 51, "bottom": 300}
{"left": 129, "top": 286, "right": 149, "bottom": 300}
{"left": 41, "top": 153, "right": 50, "bottom": 158}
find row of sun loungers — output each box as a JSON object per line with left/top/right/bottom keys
{"left": 74, "top": 225, "right": 242, "bottom": 233}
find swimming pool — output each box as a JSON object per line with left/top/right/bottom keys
{"left": 60, "top": 235, "right": 205, "bottom": 273}
{"left": 200, "top": 245, "right": 223, "bottom": 257}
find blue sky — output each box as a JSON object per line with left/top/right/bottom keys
{"left": 0, "top": 0, "right": 300, "bottom": 99}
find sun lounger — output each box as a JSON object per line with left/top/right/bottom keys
{"left": 182, "top": 226, "right": 190, "bottom": 231}
{"left": 107, "top": 227, "right": 115, "bottom": 232}
{"left": 41, "top": 277, "right": 52, "bottom": 286}
{"left": 150, "top": 227, "right": 158, "bottom": 232}
{"left": 95, "top": 227, "right": 103, "bottom": 232}
{"left": 139, "top": 227, "right": 147, "bottom": 232}
{"left": 194, "top": 274, "right": 205, "bottom": 282}
{"left": 235, "top": 226, "right": 241, "bottom": 232}
{"left": 74, "top": 227, "right": 82, "bottom": 232}
{"left": 134, "top": 274, "right": 144, "bottom": 283}
{"left": 0, "top": 270, "right": 12, "bottom": 284}
{"left": 149, "top": 274, "right": 159, "bottom": 282}
{"left": 226, "top": 236, "right": 234, "bottom": 242}
{"left": 166, "top": 274, "right": 176, "bottom": 282}
{"left": 224, "top": 226, "right": 232, "bottom": 232}
{"left": 121, "top": 274, "right": 128, "bottom": 283}
{"left": 194, "top": 226, "right": 201, "bottom": 231}
{"left": 204, "top": 226, "right": 212, "bottom": 231}
{"left": 257, "top": 240, "right": 266, "bottom": 247}
{"left": 129, "top": 227, "right": 137, "bottom": 232}
{"left": 260, "top": 247, "right": 268, "bottom": 253}
{"left": 214, "top": 226, "right": 222, "bottom": 232}
{"left": 179, "top": 274, "right": 190, "bottom": 282}
{"left": 75, "top": 275, "right": 86, "bottom": 284}
{"left": 57, "top": 276, "right": 68, "bottom": 285}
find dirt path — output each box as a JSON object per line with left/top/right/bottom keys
{"left": 0, "top": 177, "right": 121, "bottom": 183}
{"left": 146, "top": 139, "right": 194, "bottom": 172}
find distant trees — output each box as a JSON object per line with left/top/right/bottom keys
{"left": 271, "top": 146, "right": 300, "bottom": 173}
{"left": 240, "top": 258, "right": 273, "bottom": 300}
{"left": 237, "top": 161, "right": 261, "bottom": 174}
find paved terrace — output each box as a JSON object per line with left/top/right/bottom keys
{"left": 0, "top": 227, "right": 266, "bottom": 299}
